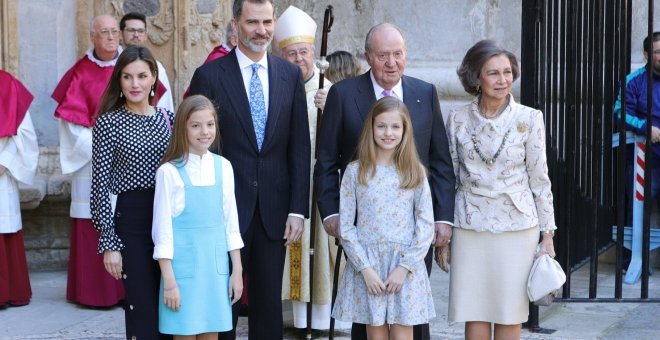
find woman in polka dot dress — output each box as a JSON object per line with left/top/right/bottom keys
{"left": 91, "top": 45, "right": 173, "bottom": 340}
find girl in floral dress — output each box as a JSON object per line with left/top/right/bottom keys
{"left": 332, "top": 96, "right": 436, "bottom": 340}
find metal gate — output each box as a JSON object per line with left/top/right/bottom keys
{"left": 520, "top": 0, "right": 660, "bottom": 331}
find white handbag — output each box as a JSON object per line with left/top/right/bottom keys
{"left": 527, "top": 253, "right": 566, "bottom": 306}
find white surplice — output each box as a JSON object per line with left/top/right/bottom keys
{"left": 0, "top": 112, "right": 38, "bottom": 233}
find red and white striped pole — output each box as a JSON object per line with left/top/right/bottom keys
{"left": 635, "top": 143, "right": 646, "bottom": 201}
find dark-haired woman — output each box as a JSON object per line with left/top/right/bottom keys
{"left": 446, "top": 40, "right": 557, "bottom": 340}
{"left": 91, "top": 45, "right": 173, "bottom": 339}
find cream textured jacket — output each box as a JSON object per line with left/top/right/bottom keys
{"left": 446, "top": 95, "right": 557, "bottom": 233}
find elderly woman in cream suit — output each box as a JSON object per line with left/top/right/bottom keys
{"left": 445, "top": 40, "right": 557, "bottom": 340}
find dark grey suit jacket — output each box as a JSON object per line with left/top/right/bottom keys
{"left": 314, "top": 71, "right": 455, "bottom": 223}
{"left": 188, "top": 49, "right": 311, "bottom": 240}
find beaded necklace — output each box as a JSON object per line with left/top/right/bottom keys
{"left": 471, "top": 129, "right": 511, "bottom": 168}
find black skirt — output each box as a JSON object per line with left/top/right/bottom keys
{"left": 115, "top": 188, "right": 171, "bottom": 340}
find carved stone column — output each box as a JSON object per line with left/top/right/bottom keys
{"left": 0, "top": 0, "right": 18, "bottom": 74}
{"left": 86, "top": 0, "right": 232, "bottom": 107}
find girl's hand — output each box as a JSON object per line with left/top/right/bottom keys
{"left": 361, "top": 267, "right": 385, "bottom": 296}
{"left": 229, "top": 271, "right": 243, "bottom": 304}
{"left": 384, "top": 266, "right": 408, "bottom": 294}
{"left": 537, "top": 233, "right": 556, "bottom": 259}
{"left": 103, "top": 250, "right": 123, "bottom": 280}
{"left": 163, "top": 283, "right": 181, "bottom": 311}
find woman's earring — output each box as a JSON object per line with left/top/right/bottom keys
{"left": 150, "top": 86, "right": 155, "bottom": 97}
{"left": 119, "top": 91, "right": 123, "bottom": 98}
{"left": 476, "top": 84, "right": 481, "bottom": 93}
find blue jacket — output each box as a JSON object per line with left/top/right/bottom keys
{"left": 614, "top": 65, "right": 660, "bottom": 161}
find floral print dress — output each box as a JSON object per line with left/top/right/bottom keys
{"left": 332, "top": 162, "right": 436, "bottom": 326}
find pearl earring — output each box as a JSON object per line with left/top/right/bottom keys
{"left": 150, "top": 86, "right": 155, "bottom": 97}
{"left": 120, "top": 91, "right": 123, "bottom": 98}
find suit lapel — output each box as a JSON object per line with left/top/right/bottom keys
{"left": 263, "top": 55, "right": 284, "bottom": 151}
{"left": 402, "top": 76, "right": 423, "bottom": 123}
{"left": 221, "top": 51, "right": 259, "bottom": 151}
{"left": 401, "top": 76, "right": 433, "bottom": 132}
{"left": 354, "top": 72, "right": 377, "bottom": 121}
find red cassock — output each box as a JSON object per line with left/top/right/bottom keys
{"left": 52, "top": 57, "right": 168, "bottom": 127}
{"left": 0, "top": 70, "right": 34, "bottom": 306}
{"left": 203, "top": 44, "right": 231, "bottom": 65}
{"left": 52, "top": 57, "right": 125, "bottom": 307}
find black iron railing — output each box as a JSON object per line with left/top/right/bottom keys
{"left": 521, "top": 0, "right": 659, "bottom": 332}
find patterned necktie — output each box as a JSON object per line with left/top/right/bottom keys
{"left": 382, "top": 89, "right": 393, "bottom": 97}
{"left": 249, "top": 63, "right": 267, "bottom": 150}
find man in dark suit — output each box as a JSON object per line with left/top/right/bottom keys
{"left": 188, "top": 0, "right": 310, "bottom": 339}
{"left": 314, "top": 23, "right": 455, "bottom": 340}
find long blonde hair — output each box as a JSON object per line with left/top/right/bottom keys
{"left": 160, "top": 95, "right": 220, "bottom": 166}
{"left": 355, "top": 96, "right": 425, "bottom": 188}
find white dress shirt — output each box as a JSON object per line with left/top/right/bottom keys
{"left": 152, "top": 152, "right": 244, "bottom": 260}
{"left": 370, "top": 71, "right": 403, "bottom": 100}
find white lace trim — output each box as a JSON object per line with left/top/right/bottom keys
{"left": 85, "top": 46, "right": 123, "bottom": 68}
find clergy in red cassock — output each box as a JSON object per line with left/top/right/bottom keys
{"left": 0, "top": 70, "right": 38, "bottom": 307}
{"left": 53, "top": 14, "right": 126, "bottom": 307}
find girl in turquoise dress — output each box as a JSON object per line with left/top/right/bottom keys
{"left": 332, "top": 97, "right": 436, "bottom": 340}
{"left": 152, "top": 95, "right": 244, "bottom": 338}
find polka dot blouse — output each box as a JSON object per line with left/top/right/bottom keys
{"left": 91, "top": 106, "right": 173, "bottom": 253}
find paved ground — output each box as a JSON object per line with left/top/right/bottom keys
{"left": 1, "top": 262, "right": 660, "bottom": 339}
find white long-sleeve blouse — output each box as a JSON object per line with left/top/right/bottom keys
{"left": 152, "top": 152, "right": 244, "bottom": 260}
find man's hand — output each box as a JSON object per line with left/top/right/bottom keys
{"left": 103, "top": 250, "right": 123, "bottom": 280}
{"left": 361, "top": 267, "right": 386, "bottom": 296}
{"left": 323, "top": 215, "right": 340, "bottom": 238}
{"left": 284, "top": 215, "right": 304, "bottom": 246}
{"left": 433, "top": 222, "right": 452, "bottom": 247}
{"left": 314, "top": 88, "right": 328, "bottom": 111}
{"left": 652, "top": 126, "right": 660, "bottom": 143}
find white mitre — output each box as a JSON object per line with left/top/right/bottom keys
{"left": 274, "top": 6, "right": 317, "bottom": 49}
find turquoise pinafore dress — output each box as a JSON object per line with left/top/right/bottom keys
{"left": 159, "top": 154, "right": 232, "bottom": 335}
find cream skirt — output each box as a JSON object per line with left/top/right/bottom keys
{"left": 448, "top": 226, "right": 538, "bottom": 325}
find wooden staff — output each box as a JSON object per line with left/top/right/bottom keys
{"left": 308, "top": 5, "right": 333, "bottom": 339}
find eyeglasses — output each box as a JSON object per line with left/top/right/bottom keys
{"left": 125, "top": 28, "right": 146, "bottom": 35}
{"left": 285, "top": 48, "right": 310, "bottom": 59}
{"left": 372, "top": 50, "right": 405, "bottom": 62}
{"left": 97, "top": 28, "right": 120, "bottom": 37}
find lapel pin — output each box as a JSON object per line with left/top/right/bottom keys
{"left": 417, "top": 99, "right": 421, "bottom": 103}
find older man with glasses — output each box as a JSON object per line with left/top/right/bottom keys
{"left": 52, "top": 14, "right": 125, "bottom": 308}
{"left": 119, "top": 12, "right": 174, "bottom": 113}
